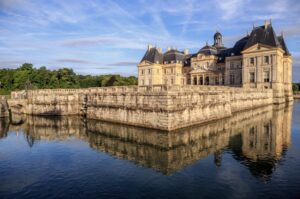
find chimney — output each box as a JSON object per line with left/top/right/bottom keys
{"left": 184, "top": 48, "right": 189, "bottom": 55}
{"left": 264, "top": 20, "right": 270, "bottom": 29}
{"left": 147, "top": 44, "right": 153, "bottom": 50}
{"left": 157, "top": 47, "right": 162, "bottom": 53}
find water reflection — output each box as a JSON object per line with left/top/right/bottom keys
{"left": 1, "top": 104, "right": 292, "bottom": 177}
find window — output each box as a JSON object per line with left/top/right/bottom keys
{"left": 142, "top": 80, "right": 144, "bottom": 85}
{"left": 205, "top": 76, "right": 209, "bottom": 85}
{"left": 230, "top": 62, "right": 234, "bottom": 69}
{"left": 194, "top": 77, "right": 197, "bottom": 85}
{"left": 215, "top": 77, "right": 219, "bottom": 85}
{"left": 171, "top": 68, "right": 173, "bottom": 74}
{"left": 264, "top": 71, "right": 270, "bottom": 82}
{"left": 222, "top": 74, "right": 225, "bottom": 85}
{"left": 148, "top": 69, "right": 151, "bottom": 74}
{"left": 250, "top": 57, "right": 255, "bottom": 65}
{"left": 230, "top": 74, "right": 235, "bottom": 84}
{"left": 171, "top": 78, "right": 174, "bottom": 85}
{"left": 199, "top": 77, "right": 203, "bottom": 85}
{"left": 264, "top": 56, "right": 269, "bottom": 64}
{"left": 149, "top": 79, "right": 152, "bottom": 85}
{"left": 250, "top": 72, "right": 255, "bottom": 83}
{"left": 141, "top": 69, "right": 144, "bottom": 75}
{"left": 164, "top": 69, "right": 166, "bottom": 74}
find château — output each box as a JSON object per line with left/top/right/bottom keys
{"left": 137, "top": 20, "right": 292, "bottom": 97}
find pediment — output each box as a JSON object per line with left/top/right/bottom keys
{"left": 138, "top": 60, "right": 151, "bottom": 66}
{"left": 242, "top": 43, "right": 274, "bottom": 54}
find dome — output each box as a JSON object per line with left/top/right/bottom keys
{"left": 214, "top": 31, "right": 222, "bottom": 39}
{"left": 163, "top": 49, "right": 185, "bottom": 63}
{"left": 198, "top": 44, "right": 217, "bottom": 55}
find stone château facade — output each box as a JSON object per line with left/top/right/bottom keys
{"left": 137, "top": 20, "right": 292, "bottom": 99}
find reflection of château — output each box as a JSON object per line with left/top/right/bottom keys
{"left": 4, "top": 104, "right": 292, "bottom": 176}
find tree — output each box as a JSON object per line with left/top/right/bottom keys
{"left": 293, "top": 83, "right": 299, "bottom": 92}
{"left": 0, "top": 63, "right": 137, "bottom": 94}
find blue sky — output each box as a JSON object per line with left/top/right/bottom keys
{"left": 0, "top": 0, "right": 300, "bottom": 81}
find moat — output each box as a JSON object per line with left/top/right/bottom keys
{"left": 1, "top": 101, "right": 300, "bottom": 199}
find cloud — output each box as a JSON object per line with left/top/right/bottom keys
{"left": 0, "top": 0, "right": 299, "bottom": 81}
{"left": 107, "top": 61, "right": 138, "bottom": 67}
{"left": 216, "top": 0, "right": 246, "bottom": 20}
{"left": 56, "top": 59, "right": 101, "bottom": 65}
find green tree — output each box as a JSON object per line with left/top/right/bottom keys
{"left": 0, "top": 63, "right": 137, "bottom": 94}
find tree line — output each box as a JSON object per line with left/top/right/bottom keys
{"left": 0, "top": 63, "right": 137, "bottom": 95}
{"left": 293, "top": 83, "right": 300, "bottom": 93}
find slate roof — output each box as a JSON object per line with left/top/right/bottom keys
{"left": 277, "top": 35, "right": 290, "bottom": 55}
{"left": 244, "top": 24, "right": 280, "bottom": 49}
{"left": 163, "top": 49, "right": 185, "bottom": 63}
{"left": 140, "top": 23, "right": 290, "bottom": 67}
{"left": 198, "top": 44, "right": 218, "bottom": 55}
{"left": 140, "top": 47, "right": 163, "bottom": 64}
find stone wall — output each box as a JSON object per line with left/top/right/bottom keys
{"left": 0, "top": 96, "right": 9, "bottom": 118}
{"left": 7, "top": 85, "right": 283, "bottom": 130}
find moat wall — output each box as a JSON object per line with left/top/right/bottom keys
{"left": 0, "top": 96, "right": 9, "bottom": 118}
{"left": 4, "top": 85, "right": 284, "bottom": 130}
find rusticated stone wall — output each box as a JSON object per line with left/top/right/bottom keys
{"left": 8, "top": 85, "right": 278, "bottom": 130}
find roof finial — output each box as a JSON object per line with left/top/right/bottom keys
{"left": 270, "top": 18, "right": 272, "bottom": 25}
{"left": 253, "top": 22, "right": 255, "bottom": 29}
{"left": 206, "top": 41, "right": 208, "bottom": 46}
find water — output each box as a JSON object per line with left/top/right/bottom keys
{"left": 0, "top": 101, "right": 300, "bottom": 199}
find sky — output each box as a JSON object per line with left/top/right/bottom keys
{"left": 0, "top": 0, "right": 300, "bottom": 81}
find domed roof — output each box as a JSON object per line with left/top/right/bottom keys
{"left": 163, "top": 49, "right": 185, "bottom": 62}
{"left": 198, "top": 44, "right": 217, "bottom": 55}
{"left": 214, "top": 31, "right": 222, "bottom": 38}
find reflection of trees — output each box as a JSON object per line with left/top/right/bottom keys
{"left": 7, "top": 104, "right": 293, "bottom": 176}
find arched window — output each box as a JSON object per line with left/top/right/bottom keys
{"left": 205, "top": 76, "right": 209, "bottom": 85}
{"left": 199, "top": 77, "right": 203, "bottom": 85}
{"left": 194, "top": 77, "right": 197, "bottom": 85}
